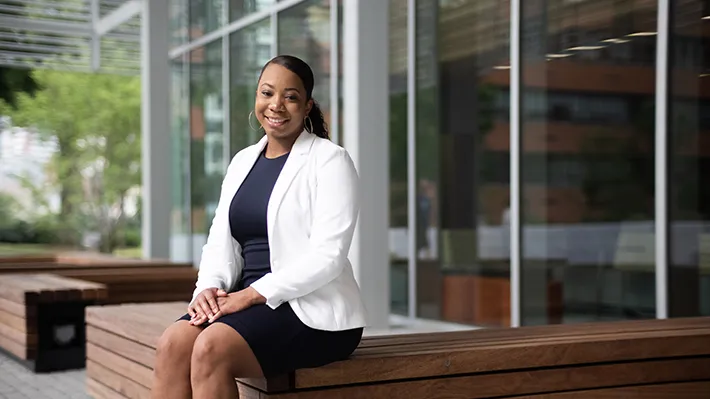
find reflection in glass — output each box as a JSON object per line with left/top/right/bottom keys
{"left": 669, "top": 0, "right": 710, "bottom": 318}
{"left": 521, "top": 0, "right": 657, "bottom": 325}
{"left": 190, "top": 40, "right": 224, "bottom": 264}
{"left": 412, "top": 0, "right": 511, "bottom": 327}
{"left": 170, "top": 57, "right": 191, "bottom": 262}
{"left": 230, "top": 19, "right": 273, "bottom": 156}
{"left": 170, "top": 0, "right": 189, "bottom": 49}
{"left": 389, "top": 0, "right": 408, "bottom": 316}
{"left": 230, "top": 0, "right": 276, "bottom": 22}
{"left": 189, "top": 0, "right": 225, "bottom": 40}
{"left": 278, "top": 0, "right": 332, "bottom": 128}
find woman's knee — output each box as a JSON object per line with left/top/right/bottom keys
{"left": 156, "top": 321, "right": 198, "bottom": 365}
{"left": 191, "top": 324, "right": 263, "bottom": 379}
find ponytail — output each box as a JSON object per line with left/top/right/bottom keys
{"left": 307, "top": 100, "right": 329, "bottom": 140}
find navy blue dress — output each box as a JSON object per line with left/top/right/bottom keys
{"left": 180, "top": 150, "right": 363, "bottom": 377}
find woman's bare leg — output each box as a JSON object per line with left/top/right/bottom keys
{"left": 151, "top": 320, "right": 203, "bottom": 399}
{"left": 190, "top": 323, "right": 264, "bottom": 399}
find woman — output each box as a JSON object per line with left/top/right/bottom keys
{"left": 152, "top": 55, "right": 367, "bottom": 399}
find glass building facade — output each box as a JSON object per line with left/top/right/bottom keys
{"left": 169, "top": 0, "right": 710, "bottom": 330}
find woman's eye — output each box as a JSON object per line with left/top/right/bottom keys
{"left": 261, "top": 91, "right": 272, "bottom": 96}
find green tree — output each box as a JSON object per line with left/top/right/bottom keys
{"left": 3, "top": 70, "right": 141, "bottom": 252}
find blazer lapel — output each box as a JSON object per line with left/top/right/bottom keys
{"left": 222, "top": 135, "right": 267, "bottom": 206}
{"left": 267, "top": 130, "right": 315, "bottom": 238}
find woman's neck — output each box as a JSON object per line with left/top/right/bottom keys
{"left": 264, "top": 134, "right": 298, "bottom": 159}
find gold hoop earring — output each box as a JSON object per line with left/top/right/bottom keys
{"left": 304, "top": 115, "right": 313, "bottom": 133}
{"left": 248, "top": 111, "right": 263, "bottom": 131}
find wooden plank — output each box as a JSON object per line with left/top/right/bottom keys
{"left": 0, "top": 296, "right": 28, "bottom": 318}
{"left": 515, "top": 380, "right": 710, "bottom": 398}
{"left": 0, "top": 328, "right": 29, "bottom": 359}
{"left": 238, "top": 383, "right": 266, "bottom": 399}
{"left": 251, "top": 358, "right": 710, "bottom": 399}
{"left": 0, "top": 308, "right": 30, "bottom": 334}
{"left": 24, "top": 274, "right": 81, "bottom": 302}
{"left": 0, "top": 278, "right": 38, "bottom": 304}
{"left": 32, "top": 273, "right": 106, "bottom": 300}
{"left": 87, "top": 378, "right": 131, "bottom": 399}
{"left": 87, "top": 360, "right": 151, "bottom": 399}
{"left": 86, "top": 303, "right": 186, "bottom": 348}
{"left": 352, "top": 323, "right": 710, "bottom": 356}
{"left": 87, "top": 326, "right": 157, "bottom": 370}
{"left": 0, "top": 321, "right": 35, "bottom": 347}
{"left": 87, "top": 343, "right": 153, "bottom": 388}
{"left": 356, "top": 316, "right": 710, "bottom": 350}
{"left": 293, "top": 328, "right": 710, "bottom": 389}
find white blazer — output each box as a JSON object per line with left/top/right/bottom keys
{"left": 190, "top": 130, "right": 368, "bottom": 331}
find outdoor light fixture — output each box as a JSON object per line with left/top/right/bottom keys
{"left": 602, "top": 38, "right": 631, "bottom": 44}
{"left": 547, "top": 53, "right": 573, "bottom": 58}
{"left": 566, "top": 45, "right": 606, "bottom": 51}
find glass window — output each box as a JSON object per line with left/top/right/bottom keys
{"left": 389, "top": 0, "right": 409, "bottom": 316}
{"left": 669, "top": 0, "right": 710, "bottom": 318}
{"left": 170, "top": 0, "right": 189, "bottom": 49}
{"left": 414, "top": 0, "right": 511, "bottom": 327}
{"left": 170, "top": 56, "right": 191, "bottom": 262}
{"left": 190, "top": 40, "right": 224, "bottom": 264}
{"left": 521, "top": 0, "right": 657, "bottom": 325}
{"left": 278, "top": 0, "right": 332, "bottom": 128}
{"left": 230, "top": 0, "right": 276, "bottom": 22}
{"left": 189, "top": 0, "right": 225, "bottom": 40}
{"left": 230, "top": 18, "right": 273, "bottom": 156}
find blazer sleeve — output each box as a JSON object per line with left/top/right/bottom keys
{"left": 249, "top": 147, "right": 359, "bottom": 309}
{"left": 190, "top": 154, "right": 242, "bottom": 304}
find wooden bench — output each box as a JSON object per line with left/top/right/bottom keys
{"left": 0, "top": 273, "right": 107, "bottom": 372}
{"left": 0, "top": 253, "right": 196, "bottom": 304}
{"left": 85, "top": 302, "right": 710, "bottom": 398}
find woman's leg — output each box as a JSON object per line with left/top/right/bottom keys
{"left": 190, "top": 323, "right": 264, "bottom": 399}
{"left": 151, "top": 320, "right": 203, "bottom": 399}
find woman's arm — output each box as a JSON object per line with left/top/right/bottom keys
{"left": 190, "top": 153, "right": 243, "bottom": 305}
{"left": 249, "top": 148, "right": 359, "bottom": 309}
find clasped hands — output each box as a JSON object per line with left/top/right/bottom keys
{"left": 188, "top": 286, "right": 265, "bottom": 325}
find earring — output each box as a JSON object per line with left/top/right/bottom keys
{"left": 248, "top": 111, "right": 263, "bottom": 131}
{"left": 304, "top": 115, "right": 313, "bottom": 133}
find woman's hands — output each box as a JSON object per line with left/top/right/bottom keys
{"left": 209, "top": 287, "right": 266, "bottom": 323}
{"left": 188, "top": 287, "right": 267, "bottom": 325}
{"left": 188, "top": 287, "right": 221, "bottom": 325}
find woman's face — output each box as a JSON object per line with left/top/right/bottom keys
{"left": 255, "top": 63, "right": 312, "bottom": 140}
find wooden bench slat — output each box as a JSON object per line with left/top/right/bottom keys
{"left": 0, "top": 278, "right": 39, "bottom": 304}
{"left": 358, "top": 316, "right": 710, "bottom": 350}
{"left": 352, "top": 324, "right": 710, "bottom": 357}
{"left": 87, "top": 326, "right": 158, "bottom": 370}
{"left": 0, "top": 308, "right": 30, "bottom": 334}
{"left": 86, "top": 303, "right": 186, "bottom": 348}
{"left": 0, "top": 321, "right": 35, "bottom": 347}
{"left": 0, "top": 297, "right": 28, "bottom": 318}
{"left": 292, "top": 328, "right": 710, "bottom": 389}
{"left": 256, "top": 357, "right": 710, "bottom": 399}
{"left": 515, "top": 381, "right": 710, "bottom": 399}
{"left": 87, "top": 343, "right": 153, "bottom": 388}
{"left": 87, "top": 378, "right": 131, "bottom": 399}
{"left": 0, "top": 328, "right": 30, "bottom": 359}
{"left": 87, "top": 360, "right": 151, "bottom": 399}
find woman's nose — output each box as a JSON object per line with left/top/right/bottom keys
{"left": 269, "top": 97, "right": 285, "bottom": 111}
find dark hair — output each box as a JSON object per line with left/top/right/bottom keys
{"left": 259, "top": 55, "right": 329, "bottom": 140}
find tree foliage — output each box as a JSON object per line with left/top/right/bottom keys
{"left": 2, "top": 70, "right": 141, "bottom": 252}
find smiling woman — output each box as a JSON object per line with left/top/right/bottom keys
{"left": 151, "top": 55, "right": 367, "bottom": 399}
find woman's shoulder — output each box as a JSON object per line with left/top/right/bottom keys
{"left": 311, "top": 136, "right": 351, "bottom": 161}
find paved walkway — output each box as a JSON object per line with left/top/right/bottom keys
{"left": 0, "top": 352, "right": 89, "bottom": 399}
